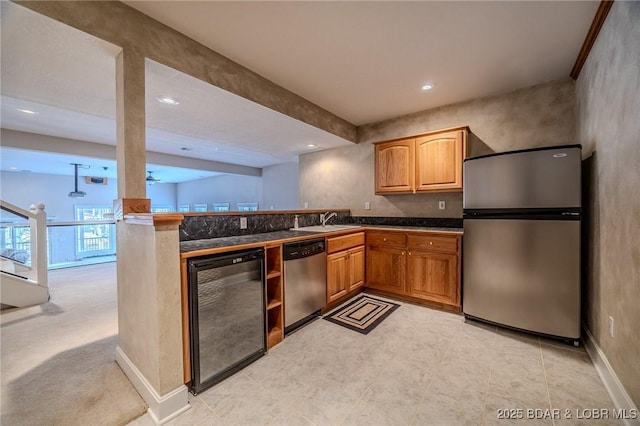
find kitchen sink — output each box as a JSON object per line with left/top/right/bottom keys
{"left": 293, "top": 224, "right": 362, "bottom": 232}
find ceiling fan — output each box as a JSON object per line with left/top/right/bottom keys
{"left": 146, "top": 171, "right": 161, "bottom": 184}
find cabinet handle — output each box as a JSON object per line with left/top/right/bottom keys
{"left": 408, "top": 252, "right": 411, "bottom": 256}
{"left": 383, "top": 238, "right": 387, "bottom": 242}
{"left": 402, "top": 251, "right": 405, "bottom": 256}
{"left": 429, "top": 241, "right": 433, "bottom": 245}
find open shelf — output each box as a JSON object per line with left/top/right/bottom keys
{"left": 267, "top": 305, "right": 283, "bottom": 348}
{"left": 266, "top": 246, "right": 282, "bottom": 276}
{"left": 267, "top": 300, "right": 282, "bottom": 310}
{"left": 267, "top": 326, "right": 283, "bottom": 348}
{"left": 267, "top": 276, "right": 282, "bottom": 304}
{"left": 265, "top": 245, "right": 284, "bottom": 349}
{"left": 266, "top": 270, "right": 281, "bottom": 280}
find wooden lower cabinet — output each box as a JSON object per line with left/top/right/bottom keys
{"left": 365, "top": 245, "right": 406, "bottom": 293}
{"left": 349, "top": 246, "right": 365, "bottom": 291}
{"left": 327, "top": 251, "right": 349, "bottom": 303}
{"left": 327, "top": 246, "right": 365, "bottom": 304}
{"left": 407, "top": 250, "right": 458, "bottom": 305}
{"left": 366, "top": 230, "right": 461, "bottom": 309}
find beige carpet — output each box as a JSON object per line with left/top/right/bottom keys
{"left": 1, "top": 263, "right": 147, "bottom": 425}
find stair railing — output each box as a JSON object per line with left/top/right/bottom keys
{"left": 0, "top": 200, "right": 48, "bottom": 288}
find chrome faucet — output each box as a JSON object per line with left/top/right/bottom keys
{"left": 320, "top": 211, "right": 337, "bottom": 227}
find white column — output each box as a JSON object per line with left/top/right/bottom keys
{"left": 28, "top": 202, "right": 47, "bottom": 288}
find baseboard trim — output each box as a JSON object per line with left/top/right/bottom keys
{"left": 583, "top": 328, "right": 640, "bottom": 425}
{"left": 116, "top": 346, "right": 190, "bottom": 425}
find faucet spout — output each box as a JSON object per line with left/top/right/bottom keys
{"left": 320, "top": 211, "right": 338, "bottom": 226}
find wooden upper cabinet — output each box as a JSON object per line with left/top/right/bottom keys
{"left": 415, "top": 130, "right": 465, "bottom": 191}
{"left": 375, "top": 139, "right": 414, "bottom": 193}
{"left": 374, "top": 127, "right": 467, "bottom": 194}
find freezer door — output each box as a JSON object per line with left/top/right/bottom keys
{"left": 464, "top": 146, "right": 581, "bottom": 209}
{"left": 463, "top": 218, "right": 580, "bottom": 339}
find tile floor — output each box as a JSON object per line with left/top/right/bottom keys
{"left": 129, "top": 295, "right": 619, "bottom": 426}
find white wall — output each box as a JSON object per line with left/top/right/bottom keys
{"left": 262, "top": 162, "right": 299, "bottom": 210}
{"left": 0, "top": 171, "right": 177, "bottom": 220}
{"left": 176, "top": 174, "right": 263, "bottom": 211}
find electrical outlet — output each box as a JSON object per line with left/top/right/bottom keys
{"left": 609, "top": 316, "right": 614, "bottom": 338}
{"left": 438, "top": 200, "right": 446, "bottom": 210}
{"left": 365, "top": 201, "right": 371, "bottom": 210}
{"left": 240, "top": 217, "right": 247, "bottom": 230}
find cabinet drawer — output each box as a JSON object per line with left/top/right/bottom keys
{"left": 407, "top": 234, "right": 458, "bottom": 253}
{"left": 327, "top": 232, "right": 365, "bottom": 254}
{"left": 366, "top": 231, "right": 406, "bottom": 247}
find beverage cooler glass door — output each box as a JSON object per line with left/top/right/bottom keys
{"left": 188, "top": 248, "right": 266, "bottom": 394}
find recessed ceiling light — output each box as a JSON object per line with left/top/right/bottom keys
{"left": 17, "top": 108, "right": 38, "bottom": 114}
{"left": 156, "top": 96, "right": 180, "bottom": 105}
{"left": 307, "top": 144, "right": 317, "bottom": 149}
{"left": 421, "top": 83, "right": 433, "bottom": 91}
{"left": 214, "top": 147, "right": 223, "bottom": 152}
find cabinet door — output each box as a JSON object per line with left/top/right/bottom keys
{"left": 415, "top": 130, "right": 465, "bottom": 191}
{"left": 366, "top": 245, "right": 406, "bottom": 294}
{"left": 375, "top": 139, "right": 415, "bottom": 194}
{"left": 327, "top": 251, "right": 349, "bottom": 303}
{"left": 348, "top": 246, "right": 365, "bottom": 291}
{"left": 407, "top": 250, "right": 458, "bottom": 306}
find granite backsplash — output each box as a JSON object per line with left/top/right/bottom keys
{"left": 349, "top": 216, "right": 463, "bottom": 228}
{"left": 179, "top": 211, "right": 351, "bottom": 241}
{"left": 179, "top": 212, "right": 463, "bottom": 241}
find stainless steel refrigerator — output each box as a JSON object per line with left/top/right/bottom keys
{"left": 463, "top": 144, "right": 581, "bottom": 344}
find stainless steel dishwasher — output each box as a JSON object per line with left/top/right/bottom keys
{"left": 283, "top": 238, "right": 326, "bottom": 334}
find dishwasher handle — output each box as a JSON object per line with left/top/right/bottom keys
{"left": 283, "top": 238, "right": 326, "bottom": 261}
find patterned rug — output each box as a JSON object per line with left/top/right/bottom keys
{"left": 324, "top": 295, "right": 400, "bottom": 334}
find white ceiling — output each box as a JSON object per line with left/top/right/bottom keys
{"left": 1, "top": 1, "right": 598, "bottom": 182}
{"left": 0, "top": 1, "right": 351, "bottom": 182}
{"left": 124, "top": 1, "right": 599, "bottom": 125}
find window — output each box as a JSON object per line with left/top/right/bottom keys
{"left": 178, "top": 204, "right": 190, "bottom": 213}
{"left": 151, "top": 205, "right": 172, "bottom": 213}
{"left": 0, "top": 221, "right": 31, "bottom": 263}
{"left": 212, "top": 202, "right": 230, "bottom": 212}
{"left": 74, "top": 205, "right": 115, "bottom": 257}
{"left": 193, "top": 204, "right": 208, "bottom": 212}
{"left": 237, "top": 202, "right": 259, "bottom": 212}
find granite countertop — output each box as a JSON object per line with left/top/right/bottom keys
{"left": 179, "top": 230, "right": 318, "bottom": 253}
{"left": 180, "top": 225, "right": 463, "bottom": 254}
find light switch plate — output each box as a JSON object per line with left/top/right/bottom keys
{"left": 365, "top": 201, "right": 371, "bottom": 210}
{"left": 240, "top": 217, "right": 247, "bottom": 229}
{"left": 439, "top": 201, "right": 446, "bottom": 210}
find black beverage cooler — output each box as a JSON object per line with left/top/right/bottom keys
{"left": 187, "top": 247, "right": 266, "bottom": 394}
